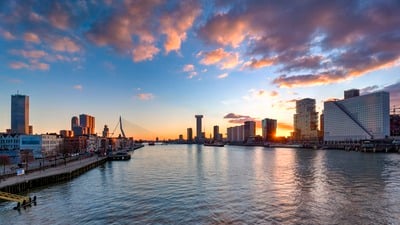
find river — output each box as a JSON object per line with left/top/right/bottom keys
{"left": 1, "top": 145, "right": 400, "bottom": 225}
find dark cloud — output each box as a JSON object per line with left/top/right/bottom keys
{"left": 199, "top": 0, "right": 400, "bottom": 87}
{"left": 360, "top": 85, "right": 379, "bottom": 94}
{"left": 223, "top": 113, "right": 257, "bottom": 124}
{"left": 382, "top": 81, "right": 400, "bottom": 107}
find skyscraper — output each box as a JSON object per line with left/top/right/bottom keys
{"left": 213, "top": 125, "right": 219, "bottom": 140}
{"left": 262, "top": 118, "right": 277, "bottom": 141}
{"left": 11, "top": 94, "right": 29, "bottom": 134}
{"left": 324, "top": 91, "right": 390, "bottom": 141}
{"left": 195, "top": 115, "right": 203, "bottom": 142}
{"left": 187, "top": 128, "right": 193, "bottom": 142}
{"left": 293, "top": 98, "right": 319, "bottom": 141}
{"left": 244, "top": 121, "right": 256, "bottom": 141}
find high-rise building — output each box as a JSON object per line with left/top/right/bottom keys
{"left": 262, "top": 118, "right": 277, "bottom": 141}
{"left": 71, "top": 114, "right": 96, "bottom": 136}
{"left": 213, "top": 125, "right": 219, "bottom": 140}
{"left": 71, "top": 116, "right": 79, "bottom": 130}
{"left": 293, "top": 98, "right": 319, "bottom": 141}
{"left": 244, "top": 121, "right": 256, "bottom": 141}
{"left": 187, "top": 128, "right": 193, "bottom": 142}
{"left": 195, "top": 115, "right": 203, "bottom": 142}
{"left": 11, "top": 94, "right": 29, "bottom": 134}
{"left": 344, "top": 89, "right": 360, "bottom": 99}
{"left": 324, "top": 91, "right": 390, "bottom": 142}
{"left": 102, "top": 125, "right": 109, "bottom": 138}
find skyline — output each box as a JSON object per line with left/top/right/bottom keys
{"left": 1, "top": 0, "right": 400, "bottom": 139}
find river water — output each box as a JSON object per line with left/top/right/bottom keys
{"left": 1, "top": 145, "right": 400, "bottom": 225}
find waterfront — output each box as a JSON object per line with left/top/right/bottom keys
{"left": 1, "top": 145, "right": 400, "bottom": 224}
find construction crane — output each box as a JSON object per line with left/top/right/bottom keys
{"left": 392, "top": 106, "right": 400, "bottom": 115}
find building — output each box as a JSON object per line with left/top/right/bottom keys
{"left": 324, "top": 91, "right": 390, "bottom": 142}
{"left": 213, "top": 125, "right": 220, "bottom": 141}
{"left": 293, "top": 98, "right": 319, "bottom": 141}
{"left": 20, "top": 134, "right": 63, "bottom": 159}
{"left": 244, "top": 121, "right": 256, "bottom": 142}
{"left": 344, "top": 89, "right": 360, "bottom": 99}
{"left": 0, "top": 133, "right": 20, "bottom": 150}
{"left": 262, "top": 118, "right": 277, "bottom": 142}
{"left": 102, "top": 125, "right": 109, "bottom": 138}
{"left": 63, "top": 136, "right": 88, "bottom": 155}
{"left": 391, "top": 115, "right": 400, "bottom": 136}
{"left": 71, "top": 114, "right": 96, "bottom": 136}
{"left": 11, "top": 94, "right": 30, "bottom": 134}
{"left": 187, "top": 128, "right": 193, "bottom": 142}
{"left": 195, "top": 115, "right": 203, "bottom": 143}
{"left": 60, "top": 130, "right": 74, "bottom": 138}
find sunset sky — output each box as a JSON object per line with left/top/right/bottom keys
{"left": 0, "top": 0, "right": 399, "bottom": 140}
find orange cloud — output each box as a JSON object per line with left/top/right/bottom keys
{"left": 132, "top": 44, "right": 160, "bottom": 62}
{"left": 273, "top": 71, "right": 348, "bottom": 88}
{"left": 270, "top": 91, "right": 278, "bottom": 97}
{"left": 9, "top": 61, "right": 49, "bottom": 71}
{"left": 199, "top": 48, "right": 239, "bottom": 69}
{"left": 160, "top": 0, "right": 201, "bottom": 53}
{"left": 52, "top": 37, "right": 80, "bottom": 52}
{"left": 24, "top": 32, "right": 40, "bottom": 43}
{"left": 243, "top": 57, "right": 276, "bottom": 69}
{"left": 48, "top": 2, "right": 71, "bottom": 30}
{"left": 137, "top": 93, "right": 154, "bottom": 101}
{"left": 1, "top": 30, "right": 15, "bottom": 40}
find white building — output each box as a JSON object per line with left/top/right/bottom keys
{"left": 324, "top": 91, "right": 390, "bottom": 142}
{"left": 20, "top": 134, "right": 63, "bottom": 158}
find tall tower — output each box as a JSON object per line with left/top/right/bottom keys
{"left": 71, "top": 116, "right": 79, "bottom": 130}
{"left": 293, "top": 98, "right": 319, "bottom": 141}
{"left": 187, "top": 128, "right": 193, "bottom": 142}
{"left": 195, "top": 115, "right": 203, "bottom": 142}
{"left": 11, "top": 94, "right": 29, "bottom": 134}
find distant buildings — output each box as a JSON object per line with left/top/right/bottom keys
{"left": 262, "top": 118, "right": 277, "bottom": 142}
{"left": 195, "top": 115, "right": 203, "bottom": 143}
{"left": 324, "top": 90, "right": 390, "bottom": 142}
{"left": 71, "top": 114, "right": 96, "bottom": 136}
{"left": 102, "top": 125, "right": 109, "bottom": 138}
{"left": 11, "top": 94, "right": 31, "bottom": 134}
{"left": 20, "top": 134, "right": 63, "bottom": 159}
{"left": 293, "top": 98, "right": 319, "bottom": 141}
{"left": 391, "top": 114, "right": 400, "bottom": 136}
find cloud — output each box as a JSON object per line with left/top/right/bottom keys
{"left": 224, "top": 113, "right": 257, "bottom": 124}
{"left": 48, "top": 2, "right": 71, "bottom": 30}
{"left": 132, "top": 44, "right": 160, "bottom": 62}
{"left": 382, "top": 81, "right": 400, "bottom": 107}
{"left": 278, "top": 122, "right": 293, "bottom": 131}
{"left": 24, "top": 32, "right": 40, "bottom": 43}
{"left": 199, "top": 1, "right": 400, "bottom": 87}
{"left": 1, "top": 30, "right": 15, "bottom": 40}
{"left": 51, "top": 37, "right": 80, "bottom": 52}
{"left": 183, "top": 64, "right": 195, "bottom": 72}
{"left": 10, "top": 50, "right": 47, "bottom": 59}
{"left": 73, "top": 84, "right": 83, "bottom": 90}
{"left": 270, "top": 90, "right": 278, "bottom": 97}
{"left": 160, "top": 0, "right": 201, "bottom": 53}
{"left": 217, "top": 73, "right": 228, "bottom": 79}
{"left": 199, "top": 48, "right": 239, "bottom": 69}
{"left": 137, "top": 93, "right": 155, "bottom": 101}
{"left": 360, "top": 85, "right": 379, "bottom": 94}
{"left": 9, "top": 61, "right": 49, "bottom": 71}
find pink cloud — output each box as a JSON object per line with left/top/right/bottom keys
{"left": 73, "top": 84, "right": 83, "bottom": 90}
{"left": 9, "top": 62, "right": 29, "bottom": 69}
{"left": 243, "top": 57, "right": 276, "bottom": 69}
{"left": 199, "top": 48, "right": 239, "bottom": 69}
{"left": 160, "top": 0, "right": 201, "bottom": 53}
{"left": 10, "top": 49, "right": 47, "bottom": 59}
{"left": 183, "top": 64, "right": 195, "bottom": 72}
{"left": 48, "top": 2, "right": 71, "bottom": 30}
{"left": 132, "top": 44, "right": 160, "bottom": 62}
{"left": 52, "top": 37, "right": 80, "bottom": 52}
{"left": 1, "top": 30, "right": 15, "bottom": 40}
{"left": 270, "top": 91, "right": 278, "bottom": 97}
{"left": 9, "top": 61, "right": 49, "bottom": 71}
{"left": 24, "top": 32, "right": 40, "bottom": 43}
{"left": 137, "top": 93, "right": 154, "bottom": 101}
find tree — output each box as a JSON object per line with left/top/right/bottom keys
{"left": 0, "top": 155, "right": 10, "bottom": 176}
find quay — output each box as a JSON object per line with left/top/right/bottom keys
{"left": 0, "top": 156, "right": 107, "bottom": 194}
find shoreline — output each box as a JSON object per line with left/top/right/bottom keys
{"left": 0, "top": 156, "right": 107, "bottom": 194}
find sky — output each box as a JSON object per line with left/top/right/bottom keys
{"left": 0, "top": 0, "right": 399, "bottom": 140}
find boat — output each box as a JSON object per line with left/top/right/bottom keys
{"left": 108, "top": 151, "right": 131, "bottom": 161}
{"left": 204, "top": 142, "right": 225, "bottom": 147}
{"left": 148, "top": 141, "right": 155, "bottom": 146}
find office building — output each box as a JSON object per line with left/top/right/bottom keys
{"left": 293, "top": 98, "right": 319, "bottom": 141}
{"left": 20, "top": 134, "right": 63, "bottom": 158}
{"left": 262, "top": 118, "right": 277, "bottom": 141}
{"left": 324, "top": 91, "right": 390, "bottom": 142}
{"left": 213, "top": 125, "right": 220, "bottom": 141}
{"left": 71, "top": 114, "right": 96, "bottom": 136}
{"left": 60, "top": 130, "right": 74, "bottom": 138}
{"left": 11, "top": 94, "right": 29, "bottom": 134}
{"left": 187, "top": 128, "right": 193, "bottom": 142}
{"left": 71, "top": 116, "right": 79, "bottom": 129}
{"left": 195, "top": 115, "right": 203, "bottom": 142}
{"left": 344, "top": 89, "right": 360, "bottom": 99}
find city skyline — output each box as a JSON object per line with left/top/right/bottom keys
{"left": 1, "top": 1, "right": 400, "bottom": 139}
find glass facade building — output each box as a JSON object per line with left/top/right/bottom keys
{"left": 324, "top": 91, "right": 390, "bottom": 142}
{"left": 11, "top": 94, "right": 29, "bottom": 134}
